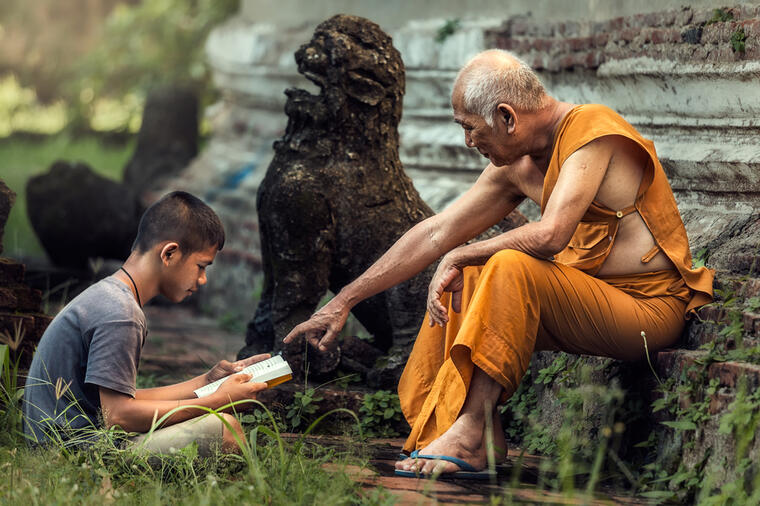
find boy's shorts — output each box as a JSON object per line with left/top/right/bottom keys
{"left": 127, "top": 414, "right": 225, "bottom": 457}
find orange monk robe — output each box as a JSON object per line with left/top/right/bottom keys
{"left": 397, "top": 105, "right": 714, "bottom": 452}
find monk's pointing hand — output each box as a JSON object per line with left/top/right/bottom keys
{"left": 427, "top": 255, "right": 465, "bottom": 327}
{"left": 283, "top": 297, "right": 350, "bottom": 352}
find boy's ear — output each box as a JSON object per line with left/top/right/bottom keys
{"left": 160, "top": 242, "right": 181, "bottom": 266}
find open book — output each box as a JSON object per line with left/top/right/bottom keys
{"left": 194, "top": 355, "right": 293, "bottom": 398}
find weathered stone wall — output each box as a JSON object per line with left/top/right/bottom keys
{"left": 491, "top": 4, "right": 760, "bottom": 273}
{"left": 164, "top": 1, "right": 758, "bottom": 319}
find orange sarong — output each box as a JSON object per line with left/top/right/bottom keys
{"left": 397, "top": 104, "right": 714, "bottom": 452}
{"left": 398, "top": 251, "right": 689, "bottom": 451}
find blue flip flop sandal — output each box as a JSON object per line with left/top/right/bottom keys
{"left": 394, "top": 450, "right": 496, "bottom": 480}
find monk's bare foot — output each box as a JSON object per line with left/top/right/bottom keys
{"left": 396, "top": 412, "right": 502, "bottom": 475}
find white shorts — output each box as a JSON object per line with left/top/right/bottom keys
{"left": 127, "top": 414, "right": 224, "bottom": 457}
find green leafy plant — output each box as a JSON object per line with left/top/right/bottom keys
{"left": 285, "top": 387, "right": 323, "bottom": 430}
{"left": 693, "top": 247, "right": 709, "bottom": 269}
{"left": 435, "top": 18, "right": 461, "bottom": 43}
{"left": 706, "top": 8, "right": 734, "bottom": 25}
{"left": 731, "top": 28, "right": 746, "bottom": 53}
{"left": 359, "top": 390, "right": 403, "bottom": 438}
{"left": 240, "top": 407, "right": 286, "bottom": 433}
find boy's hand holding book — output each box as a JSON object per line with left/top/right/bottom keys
{"left": 195, "top": 355, "right": 294, "bottom": 399}
{"left": 213, "top": 373, "right": 268, "bottom": 406}
{"left": 205, "top": 353, "right": 272, "bottom": 383}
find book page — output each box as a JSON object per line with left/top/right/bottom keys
{"left": 194, "top": 355, "right": 293, "bottom": 398}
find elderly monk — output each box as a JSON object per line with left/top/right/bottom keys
{"left": 283, "top": 49, "right": 714, "bottom": 478}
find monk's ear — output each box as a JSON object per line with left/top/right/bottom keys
{"left": 497, "top": 103, "right": 516, "bottom": 134}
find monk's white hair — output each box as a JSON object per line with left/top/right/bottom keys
{"left": 454, "top": 49, "right": 546, "bottom": 127}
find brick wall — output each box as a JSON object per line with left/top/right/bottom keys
{"left": 0, "top": 181, "right": 51, "bottom": 373}
{"left": 493, "top": 5, "right": 760, "bottom": 70}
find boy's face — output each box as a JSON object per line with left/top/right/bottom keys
{"left": 159, "top": 243, "right": 218, "bottom": 302}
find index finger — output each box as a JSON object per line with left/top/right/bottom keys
{"left": 283, "top": 320, "right": 314, "bottom": 344}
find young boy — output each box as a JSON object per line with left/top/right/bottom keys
{"left": 23, "top": 191, "right": 268, "bottom": 455}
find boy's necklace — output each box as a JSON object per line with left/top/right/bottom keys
{"left": 119, "top": 267, "right": 142, "bottom": 307}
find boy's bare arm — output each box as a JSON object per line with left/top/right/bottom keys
{"left": 135, "top": 353, "right": 270, "bottom": 401}
{"left": 101, "top": 374, "right": 267, "bottom": 432}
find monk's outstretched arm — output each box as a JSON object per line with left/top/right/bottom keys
{"left": 283, "top": 163, "right": 523, "bottom": 350}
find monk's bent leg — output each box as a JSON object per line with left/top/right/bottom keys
{"left": 398, "top": 249, "right": 688, "bottom": 465}
{"left": 397, "top": 266, "right": 485, "bottom": 436}
{"left": 399, "top": 250, "right": 545, "bottom": 454}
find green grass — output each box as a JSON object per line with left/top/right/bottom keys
{"left": 0, "top": 371, "right": 389, "bottom": 506}
{"left": 0, "top": 430, "right": 387, "bottom": 505}
{"left": 0, "top": 135, "right": 134, "bottom": 260}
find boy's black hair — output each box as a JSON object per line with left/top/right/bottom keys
{"left": 132, "top": 191, "right": 225, "bottom": 254}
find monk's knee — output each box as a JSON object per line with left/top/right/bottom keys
{"left": 485, "top": 249, "right": 537, "bottom": 271}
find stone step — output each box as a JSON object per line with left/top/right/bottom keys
{"left": 0, "top": 311, "right": 53, "bottom": 371}
{"left": 683, "top": 274, "right": 760, "bottom": 349}
{"left": 654, "top": 347, "right": 760, "bottom": 416}
{"left": 0, "top": 258, "right": 25, "bottom": 284}
{"left": 685, "top": 315, "right": 760, "bottom": 350}
{"left": 0, "top": 284, "right": 42, "bottom": 312}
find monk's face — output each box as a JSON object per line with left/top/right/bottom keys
{"left": 453, "top": 105, "right": 515, "bottom": 167}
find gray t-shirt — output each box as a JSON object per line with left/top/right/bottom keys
{"left": 23, "top": 276, "right": 147, "bottom": 445}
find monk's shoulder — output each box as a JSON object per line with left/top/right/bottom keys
{"left": 557, "top": 104, "right": 638, "bottom": 162}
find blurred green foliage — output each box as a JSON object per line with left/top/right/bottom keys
{"left": 68, "top": 0, "right": 239, "bottom": 132}
{"left": 0, "top": 0, "right": 239, "bottom": 134}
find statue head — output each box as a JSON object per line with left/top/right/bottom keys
{"left": 293, "top": 15, "right": 405, "bottom": 129}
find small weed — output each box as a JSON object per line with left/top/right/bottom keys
{"left": 332, "top": 371, "right": 360, "bottom": 390}
{"left": 0, "top": 320, "right": 25, "bottom": 353}
{"left": 0, "top": 343, "right": 24, "bottom": 446}
{"left": 706, "top": 8, "right": 734, "bottom": 25}
{"left": 693, "top": 247, "right": 708, "bottom": 269}
{"left": 435, "top": 18, "right": 461, "bottom": 43}
{"left": 359, "top": 390, "right": 403, "bottom": 438}
{"left": 286, "top": 387, "right": 323, "bottom": 430}
{"left": 731, "top": 28, "right": 746, "bottom": 53}
{"left": 240, "top": 407, "right": 287, "bottom": 433}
